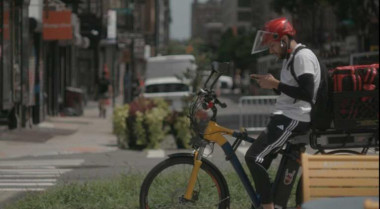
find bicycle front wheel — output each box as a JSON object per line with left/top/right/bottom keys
{"left": 140, "top": 156, "right": 230, "bottom": 209}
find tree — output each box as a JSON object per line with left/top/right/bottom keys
{"left": 271, "top": 0, "right": 379, "bottom": 51}
{"left": 217, "top": 29, "right": 257, "bottom": 72}
{"left": 166, "top": 40, "right": 187, "bottom": 55}
{"left": 271, "top": 0, "right": 329, "bottom": 47}
{"left": 327, "top": 0, "right": 379, "bottom": 51}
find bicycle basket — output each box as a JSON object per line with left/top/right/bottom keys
{"left": 189, "top": 92, "right": 212, "bottom": 136}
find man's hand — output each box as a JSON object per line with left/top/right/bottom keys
{"left": 250, "top": 74, "right": 280, "bottom": 89}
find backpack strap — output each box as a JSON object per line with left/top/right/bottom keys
{"left": 287, "top": 46, "right": 308, "bottom": 103}
{"left": 288, "top": 46, "right": 307, "bottom": 84}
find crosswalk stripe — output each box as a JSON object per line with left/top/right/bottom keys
{"left": 0, "top": 188, "right": 45, "bottom": 192}
{"left": 0, "top": 159, "right": 84, "bottom": 167}
{"left": 0, "top": 183, "right": 55, "bottom": 186}
{"left": 0, "top": 169, "right": 71, "bottom": 174}
{"left": 0, "top": 179, "right": 56, "bottom": 182}
{"left": 147, "top": 150, "right": 165, "bottom": 158}
{"left": 0, "top": 159, "right": 83, "bottom": 192}
{"left": 0, "top": 174, "right": 59, "bottom": 178}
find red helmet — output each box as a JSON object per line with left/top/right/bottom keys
{"left": 265, "top": 17, "right": 296, "bottom": 40}
{"left": 251, "top": 17, "right": 296, "bottom": 54}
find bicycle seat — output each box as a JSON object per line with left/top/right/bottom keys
{"left": 288, "top": 131, "right": 310, "bottom": 145}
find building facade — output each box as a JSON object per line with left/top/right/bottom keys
{"left": 220, "top": 0, "right": 252, "bottom": 33}
{"left": 191, "top": 0, "right": 222, "bottom": 43}
{"left": 1, "top": 0, "right": 171, "bottom": 129}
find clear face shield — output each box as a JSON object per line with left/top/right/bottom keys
{"left": 251, "top": 30, "right": 279, "bottom": 54}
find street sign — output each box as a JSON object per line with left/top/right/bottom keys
{"left": 107, "top": 10, "right": 117, "bottom": 40}
{"left": 43, "top": 10, "right": 73, "bottom": 40}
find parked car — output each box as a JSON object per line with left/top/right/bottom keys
{"left": 219, "top": 76, "right": 233, "bottom": 94}
{"left": 142, "top": 77, "right": 192, "bottom": 112}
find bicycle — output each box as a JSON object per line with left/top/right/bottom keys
{"left": 139, "top": 62, "right": 379, "bottom": 209}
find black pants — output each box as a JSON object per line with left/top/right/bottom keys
{"left": 245, "top": 114, "right": 310, "bottom": 204}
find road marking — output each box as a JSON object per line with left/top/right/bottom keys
{"left": 0, "top": 179, "right": 56, "bottom": 182}
{"left": 37, "top": 122, "right": 55, "bottom": 128}
{"left": 0, "top": 188, "right": 45, "bottom": 192}
{"left": 147, "top": 150, "right": 165, "bottom": 158}
{"left": 0, "top": 159, "right": 83, "bottom": 192}
{"left": 0, "top": 183, "right": 55, "bottom": 186}
{"left": 0, "top": 159, "right": 84, "bottom": 167}
{"left": 0, "top": 169, "right": 71, "bottom": 174}
{"left": 0, "top": 174, "right": 59, "bottom": 178}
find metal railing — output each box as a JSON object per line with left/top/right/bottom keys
{"left": 239, "top": 96, "right": 278, "bottom": 132}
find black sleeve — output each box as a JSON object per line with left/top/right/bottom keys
{"left": 273, "top": 88, "right": 281, "bottom": 95}
{"left": 278, "top": 73, "right": 314, "bottom": 103}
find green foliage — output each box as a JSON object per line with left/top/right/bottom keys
{"left": 271, "top": 0, "right": 379, "bottom": 49}
{"left": 217, "top": 29, "right": 256, "bottom": 71}
{"left": 167, "top": 40, "right": 187, "bottom": 55}
{"left": 326, "top": 0, "right": 378, "bottom": 31}
{"left": 5, "top": 166, "right": 298, "bottom": 209}
{"left": 5, "top": 174, "right": 143, "bottom": 209}
{"left": 172, "top": 115, "right": 192, "bottom": 149}
{"left": 114, "top": 97, "right": 176, "bottom": 150}
{"left": 145, "top": 106, "right": 170, "bottom": 149}
{"left": 152, "top": 98, "right": 170, "bottom": 111}
{"left": 188, "top": 38, "right": 215, "bottom": 91}
{"left": 134, "top": 111, "right": 147, "bottom": 146}
{"left": 112, "top": 104, "right": 129, "bottom": 149}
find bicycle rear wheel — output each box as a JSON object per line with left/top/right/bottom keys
{"left": 140, "top": 156, "right": 230, "bottom": 209}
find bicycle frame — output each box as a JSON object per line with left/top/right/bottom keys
{"left": 185, "top": 121, "right": 261, "bottom": 207}
{"left": 184, "top": 120, "right": 306, "bottom": 209}
{"left": 182, "top": 63, "right": 304, "bottom": 208}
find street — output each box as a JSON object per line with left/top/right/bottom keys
{"left": 0, "top": 96, "right": 257, "bottom": 208}
{"left": 1, "top": 96, "right": 376, "bottom": 208}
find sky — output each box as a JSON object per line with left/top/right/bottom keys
{"left": 170, "top": 0, "right": 208, "bottom": 41}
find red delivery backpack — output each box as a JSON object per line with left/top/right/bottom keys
{"left": 332, "top": 64, "right": 379, "bottom": 130}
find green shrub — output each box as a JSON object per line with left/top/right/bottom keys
{"left": 113, "top": 97, "right": 193, "bottom": 150}
{"left": 145, "top": 107, "right": 170, "bottom": 148}
{"left": 134, "top": 111, "right": 147, "bottom": 146}
{"left": 120, "top": 98, "right": 171, "bottom": 149}
{"left": 112, "top": 104, "right": 129, "bottom": 149}
{"left": 172, "top": 115, "right": 192, "bottom": 149}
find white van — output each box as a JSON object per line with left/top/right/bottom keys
{"left": 145, "top": 55, "right": 197, "bottom": 79}
{"left": 142, "top": 77, "right": 192, "bottom": 112}
{"left": 143, "top": 55, "right": 197, "bottom": 111}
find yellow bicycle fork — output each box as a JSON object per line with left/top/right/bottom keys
{"left": 183, "top": 121, "right": 234, "bottom": 201}
{"left": 184, "top": 151, "right": 202, "bottom": 200}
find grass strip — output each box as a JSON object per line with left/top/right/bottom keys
{"left": 5, "top": 168, "right": 297, "bottom": 209}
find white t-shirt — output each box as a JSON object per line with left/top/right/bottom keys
{"left": 273, "top": 44, "right": 321, "bottom": 122}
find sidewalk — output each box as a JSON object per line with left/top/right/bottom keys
{"left": 0, "top": 100, "right": 120, "bottom": 160}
